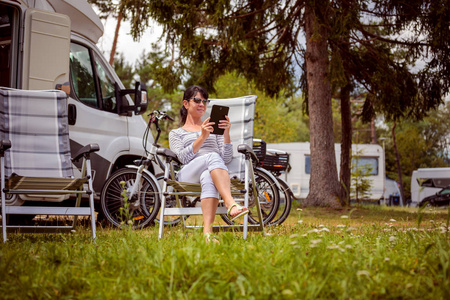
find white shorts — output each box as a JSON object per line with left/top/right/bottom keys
{"left": 177, "top": 152, "right": 228, "bottom": 200}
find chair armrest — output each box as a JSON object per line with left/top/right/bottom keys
{"left": 237, "top": 144, "right": 259, "bottom": 163}
{"left": 157, "top": 147, "right": 182, "bottom": 165}
{"left": 72, "top": 144, "right": 100, "bottom": 162}
{"left": 0, "top": 140, "right": 11, "bottom": 156}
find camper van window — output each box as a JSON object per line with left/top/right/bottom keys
{"left": 94, "top": 53, "right": 116, "bottom": 112}
{"left": 305, "top": 155, "right": 311, "bottom": 174}
{"left": 69, "top": 43, "right": 98, "bottom": 108}
{"left": 0, "top": 4, "right": 16, "bottom": 88}
{"left": 352, "top": 157, "right": 378, "bottom": 175}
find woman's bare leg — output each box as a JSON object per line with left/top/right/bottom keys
{"left": 201, "top": 197, "right": 219, "bottom": 234}
{"left": 210, "top": 168, "right": 247, "bottom": 217}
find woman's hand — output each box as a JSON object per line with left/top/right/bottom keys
{"left": 220, "top": 116, "right": 231, "bottom": 143}
{"left": 192, "top": 117, "right": 214, "bottom": 153}
{"left": 201, "top": 117, "right": 215, "bottom": 138}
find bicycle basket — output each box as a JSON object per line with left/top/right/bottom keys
{"left": 260, "top": 152, "right": 290, "bottom": 172}
{"left": 252, "top": 139, "right": 267, "bottom": 161}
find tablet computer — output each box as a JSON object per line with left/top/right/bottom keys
{"left": 209, "top": 104, "right": 229, "bottom": 135}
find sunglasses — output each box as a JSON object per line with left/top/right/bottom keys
{"left": 188, "top": 97, "right": 210, "bottom": 105}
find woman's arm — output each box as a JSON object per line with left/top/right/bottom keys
{"left": 168, "top": 130, "right": 196, "bottom": 165}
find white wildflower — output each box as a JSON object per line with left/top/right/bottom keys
{"left": 337, "top": 224, "right": 346, "bottom": 228}
{"left": 296, "top": 208, "right": 303, "bottom": 211}
{"left": 289, "top": 234, "right": 299, "bottom": 239}
{"left": 298, "top": 220, "right": 304, "bottom": 224}
{"left": 389, "top": 236, "right": 396, "bottom": 242}
{"left": 308, "top": 229, "right": 321, "bottom": 234}
{"left": 345, "top": 244, "right": 353, "bottom": 249}
{"left": 320, "top": 228, "right": 330, "bottom": 232}
{"left": 290, "top": 241, "right": 298, "bottom": 245}
{"left": 389, "top": 219, "right": 396, "bottom": 222}
{"left": 341, "top": 215, "right": 349, "bottom": 219}
{"left": 319, "top": 224, "right": 325, "bottom": 227}
{"left": 356, "top": 270, "right": 370, "bottom": 277}
{"left": 310, "top": 239, "right": 322, "bottom": 247}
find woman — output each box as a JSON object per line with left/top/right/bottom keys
{"left": 168, "top": 85, "right": 249, "bottom": 241}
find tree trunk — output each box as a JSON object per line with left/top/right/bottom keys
{"left": 339, "top": 83, "right": 352, "bottom": 206}
{"left": 392, "top": 122, "right": 406, "bottom": 205}
{"left": 109, "top": 11, "right": 123, "bottom": 66}
{"left": 303, "top": 2, "right": 341, "bottom": 208}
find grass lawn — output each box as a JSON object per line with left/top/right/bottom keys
{"left": 0, "top": 204, "right": 449, "bottom": 299}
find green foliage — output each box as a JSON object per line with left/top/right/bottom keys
{"left": 380, "top": 102, "right": 450, "bottom": 199}
{"left": 0, "top": 206, "right": 449, "bottom": 299}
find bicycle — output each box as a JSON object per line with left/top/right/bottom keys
{"left": 252, "top": 139, "right": 294, "bottom": 225}
{"left": 100, "top": 110, "right": 173, "bottom": 229}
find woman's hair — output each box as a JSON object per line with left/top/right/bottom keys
{"left": 179, "top": 85, "right": 209, "bottom": 125}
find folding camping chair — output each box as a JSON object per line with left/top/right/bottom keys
{"left": 0, "top": 88, "right": 99, "bottom": 242}
{"left": 156, "top": 95, "right": 265, "bottom": 239}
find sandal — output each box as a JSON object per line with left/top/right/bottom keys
{"left": 227, "top": 203, "right": 249, "bottom": 221}
{"left": 204, "top": 232, "right": 220, "bottom": 244}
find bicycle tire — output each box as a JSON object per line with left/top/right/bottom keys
{"left": 269, "top": 178, "right": 293, "bottom": 225}
{"left": 100, "top": 168, "right": 161, "bottom": 229}
{"left": 221, "top": 168, "right": 280, "bottom": 225}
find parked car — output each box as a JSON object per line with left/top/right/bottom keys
{"left": 418, "top": 185, "right": 450, "bottom": 208}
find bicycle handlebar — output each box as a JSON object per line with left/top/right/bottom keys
{"left": 148, "top": 110, "right": 174, "bottom": 123}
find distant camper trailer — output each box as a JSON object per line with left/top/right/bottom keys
{"left": 267, "top": 142, "right": 385, "bottom": 201}
{"left": 411, "top": 168, "right": 450, "bottom": 207}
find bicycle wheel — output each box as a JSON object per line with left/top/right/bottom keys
{"left": 100, "top": 168, "right": 161, "bottom": 229}
{"left": 221, "top": 168, "right": 280, "bottom": 225}
{"left": 269, "top": 178, "right": 293, "bottom": 225}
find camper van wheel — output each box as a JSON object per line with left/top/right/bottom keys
{"left": 100, "top": 168, "right": 161, "bottom": 229}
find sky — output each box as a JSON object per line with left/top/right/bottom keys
{"left": 96, "top": 16, "right": 162, "bottom": 66}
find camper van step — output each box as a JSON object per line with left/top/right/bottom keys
{"left": 5, "top": 206, "right": 92, "bottom": 215}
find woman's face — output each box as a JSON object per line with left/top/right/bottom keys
{"left": 183, "top": 92, "right": 208, "bottom": 118}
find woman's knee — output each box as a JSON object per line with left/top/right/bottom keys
{"left": 205, "top": 153, "right": 228, "bottom": 172}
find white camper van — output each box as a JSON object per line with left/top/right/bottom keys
{"left": 0, "top": 0, "right": 152, "bottom": 207}
{"left": 410, "top": 168, "right": 450, "bottom": 207}
{"left": 267, "top": 142, "right": 385, "bottom": 202}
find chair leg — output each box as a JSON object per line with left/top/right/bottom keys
{"left": 158, "top": 179, "right": 168, "bottom": 239}
{"left": 2, "top": 157, "right": 7, "bottom": 243}
{"left": 85, "top": 159, "right": 96, "bottom": 240}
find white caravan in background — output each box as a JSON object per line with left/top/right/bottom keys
{"left": 0, "top": 0, "right": 152, "bottom": 208}
{"left": 410, "top": 168, "right": 450, "bottom": 207}
{"left": 267, "top": 142, "right": 385, "bottom": 202}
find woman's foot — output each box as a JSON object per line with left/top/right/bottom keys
{"left": 227, "top": 203, "right": 249, "bottom": 221}
{"left": 204, "top": 232, "right": 220, "bottom": 244}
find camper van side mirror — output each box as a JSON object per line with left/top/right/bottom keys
{"left": 134, "top": 82, "right": 148, "bottom": 115}
{"left": 115, "top": 82, "right": 148, "bottom": 116}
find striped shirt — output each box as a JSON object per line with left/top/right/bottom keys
{"left": 168, "top": 127, "right": 233, "bottom": 165}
